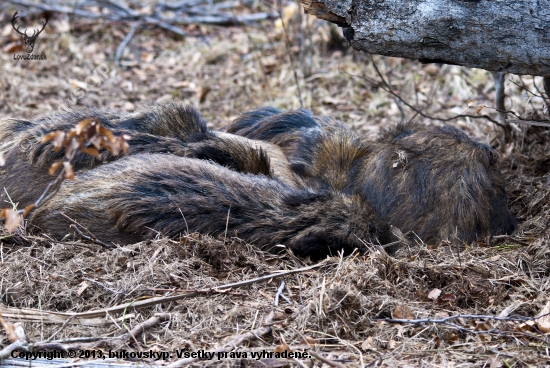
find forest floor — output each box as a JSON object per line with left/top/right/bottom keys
{"left": 1, "top": 1, "right": 550, "bottom": 367}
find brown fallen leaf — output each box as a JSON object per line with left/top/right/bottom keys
{"left": 428, "top": 288, "right": 442, "bottom": 301}
{"left": 439, "top": 293, "right": 456, "bottom": 303}
{"left": 75, "top": 118, "right": 93, "bottom": 135}
{"left": 1, "top": 208, "right": 22, "bottom": 233}
{"left": 77, "top": 281, "right": 90, "bottom": 296}
{"left": 198, "top": 85, "right": 211, "bottom": 103}
{"left": 361, "top": 336, "right": 374, "bottom": 350}
{"left": 0, "top": 313, "right": 18, "bottom": 342}
{"left": 485, "top": 254, "right": 501, "bottom": 262}
{"left": 81, "top": 147, "right": 101, "bottom": 159}
{"left": 475, "top": 105, "right": 485, "bottom": 115}
{"left": 49, "top": 161, "right": 63, "bottom": 175}
{"left": 274, "top": 342, "right": 290, "bottom": 353}
{"left": 63, "top": 162, "right": 75, "bottom": 180}
{"left": 393, "top": 305, "right": 414, "bottom": 319}
{"left": 301, "top": 336, "right": 317, "bottom": 345}
{"left": 535, "top": 300, "right": 550, "bottom": 333}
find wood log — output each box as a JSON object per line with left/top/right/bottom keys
{"left": 300, "top": 0, "right": 550, "bottom": 76}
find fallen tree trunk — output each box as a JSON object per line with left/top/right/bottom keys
{"left": 301, "top": 0, "right": 550, "bottom": 76}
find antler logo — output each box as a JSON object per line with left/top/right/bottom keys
{"left": 11, "top": 11, "right": 49, "bottom": 54}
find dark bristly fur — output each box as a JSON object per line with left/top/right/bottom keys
{"left": 227, "top": 108, "right": 517, "bottom": 244}
{"left": 0, "top": 102, "right": 302, "bottom": 206}
{"left": 1, "top": 102, "right": 515, "bottom": 257}
{"left": 28, "top": 154, "right": 391, "bottom": 260}
{"left": 0, "top": 102, "right": 206, "bottom": 205}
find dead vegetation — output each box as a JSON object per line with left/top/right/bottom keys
{"left": 1, "top": 0, "right": 550, "bottom": 366}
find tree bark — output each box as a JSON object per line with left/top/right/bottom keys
{"left": 300, "top": 0, "right": 550, "bottom": 76}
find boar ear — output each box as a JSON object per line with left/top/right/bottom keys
{"left": 226, "top": 106, "right": 282, "bottom": 134}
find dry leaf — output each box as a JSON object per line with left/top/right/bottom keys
{"left": 41, "top": 131, "right": 58, "bottom": 143}
{"left": 435, "top": 311, "right": 450, "bottom": 319}
{"left": 322, "top": 97, "right": 348, "bottom": 106}
{"left": 395, "top": 325, "right": 405, "bottom": 338}
{"left": 65, "top": 138, "right": 80, "bottom": 159}
{"left": 416, "top": 289, "right": 428, "bottom": 299}
{"left": 120, "top": 140, "right": 129, "bottom": 155}
{"left": 4, "top": 42, "right": 25, "bottom": 53}
{"left": 387, "top": 340, "right": 396, "bottom": 349}
{"left": 486, "top": 255, "right": 501, "bottom": 262}
{"left": 75, "top": 118, "right": 93, "bottom": 135}
{"left": 361, "top": 336, "right": 374, "bottom": 350}
{"left": 198, "top": 86, "right": 211, "bottom": 103}
{"left": 53, "top": 131, "right": 66, "bottom": 151}
{"left": 89, "top": 135, "right": 103, "bottom": 150}
{"left": 467, "top": 99, "right": 476, "bottom": 107}
{"left": 13, "top": 322, "right": 26, "bottom": 342}
{"left": 77, "top": 281, "right": 90, "bottom": 296}
{"left": 274, "top": 342, "right": 290, "bottom": 353}
{"left": 2, "top": 208, "right": 22, "bottom": 233}
{"left": 474, "top": 321, "right": 492, "bottom": 331}
{"left": 0, "top": 314, "right": 18, "bottom": 342}
{"left": 475, "top": 105, "right": 485, "bottom": 115}
{"left": 49, "top": 161, "right": 63, "bottom": 175}
{"left": 301, "top": 336, "right": 317, "bottom": 345}
{"left": 439, "top": 293, "right": 456, "bottom": 303}
{"left": 81, "top": 147, "right": 101, "bottom": 159}
{"left": 64, "top": 162, "right": 75, "bottom": 180}
{"left": 489, "top": 356, "right": 501, "bottom": 368}
{"left": 517, "top": 321, "right": 536, "bottom": 332}
{"left": 442, "top": 331, "right": 459, "bottom": 343}
{"left": 274, "top": 2, "right": 298, "bottom": 32}
{"left": 23, "top": 204, "right": 35, "bottom": 217}
{"left": 70, "top": 79, "right": 88, "bottom": 90}
{"left": 428, "top": 288, "right": 442, "bottom": 301}
{"left": 393, "top": 305, "right": 414, "bottom": 319}
{"left": 535, "top": 300, "right": 550, "bottom": 333}
{"left": 98, "top": 125, "right": 115, "bottom": 143}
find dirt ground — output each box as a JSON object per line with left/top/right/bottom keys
{"left": 1, "top": 1, "right": 550, "bottom": 367}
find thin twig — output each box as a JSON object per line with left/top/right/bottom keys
{"left": 296, "top": 274, "right": 303, "bottom": 305}
{"left": 379, "top": 312, "right": 550, "bottom": 345}
{"left": 507, "top": 119, "right": 550, "bottom": 128}
{"left": 45, "top": 315, "right": 77, "bottom": 342}
{"left": 351, "top": 56, "right": 510, "bottom": 129}
{"left": 379, "top": 312, "right": 550, "bottom": 324}
{"left": 60, "top": 212, "right": 115, "bottom": 249}
{"left": 143, "top": 287, "right": 244, "bottom": 296}
{"left": 490, "top": 234, "right": 530, "bottom": 247}
{"left": 32, "top": 263, "right": 325, "bottom": 319}
{"left": 114, "top": 22, "right": 141, "bottom": 64}
{"left": 0, "top": 314, "right": 170, "bottom": 359}
{"left": 8, "top": 0, "right": 275, "bottom": 29}
{"left": 114, "top": 313, "right": 170, "bottom": 345}
{"left": 309, "top": 351, "right": 347, "bottom": 368}
{"left": 274, "top": 280, "right": 285, "bottom": 306}
{"left": 492, "top": 72, "right": 508, "bottom": 126}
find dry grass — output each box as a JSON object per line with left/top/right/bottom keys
{"left": 1, "top": 1, "right": 550, "bottom": 366}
